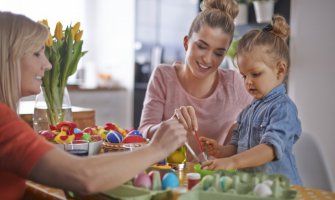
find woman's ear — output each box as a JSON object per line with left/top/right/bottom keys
{"left": 276, "top": 60, "right": 287, "bottom": 80}
{"left": 183, "top": 35, "right": 189, "bottom": 51}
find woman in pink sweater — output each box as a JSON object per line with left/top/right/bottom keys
{"left": 139, "top": 0, "right": 252, "bottom": 155}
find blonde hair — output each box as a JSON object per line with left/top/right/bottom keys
{"left": 0, "top": 11, "right": 48, "bottom": 112}
{"left": 237, "top": 15, "right": 290, "bottom": 69}
{"left": 188, "top": 0, "right": 239, "bottom": 41}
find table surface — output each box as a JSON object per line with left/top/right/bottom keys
{"left": 25, "top": 162, "right": 335, "bottom": 200}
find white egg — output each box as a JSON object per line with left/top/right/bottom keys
{"left": 254, "top": 183, "right": 273, "bottom": 197}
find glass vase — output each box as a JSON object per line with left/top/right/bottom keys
{"left": 33, "top": 87, "right": 73, "bottom": 133}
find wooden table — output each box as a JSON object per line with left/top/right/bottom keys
{"left": 24, "top": 162, "right": 335, "bottom": 200}
{"left": 19, "top": 101, "right": 95, "bottom": 130}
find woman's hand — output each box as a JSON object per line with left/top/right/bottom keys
{"left": 150, "top": 118, "right": 188, "bottom": 158}
{"left": 199, "top": 136, "right": 221, "bottom": 157}
{"left": 173, "top": 106, "right": 198, "bottom": 132}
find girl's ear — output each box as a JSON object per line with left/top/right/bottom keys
{"left": 277, "top": 60, "right": 287, "bottom": 80}
{"left": 183, "top": 35, "right": 189, "bottom": 51}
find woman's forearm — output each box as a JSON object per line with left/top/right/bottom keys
{"left": 29, "top": 144, "right": 164, "bottom": 194}
{"left": 146, "top": 123, "right": 160, "bottom": 139}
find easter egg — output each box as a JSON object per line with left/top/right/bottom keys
{"left": 162, "top": 172, "right": 179, "bottom": 190}
{"left": 40, "top": 130, "right": 56, "bottom": 141}
{"left": 148, "top": 170, "right": 162, "bottom": 190}
{"left": 106, "top": 131, "right": 123, "bottom": 143}
{"left": 166, "top": 151, "right": 185, "bottom": 164}
{"left": 122, "top": 135, "right": 146, "bottom": 143}
{"left": 127, "top": 130, "right": 143, "bottom": 137}
{"left": 133, "top": 172, "right": 152, "bottom": 189}
{"left": 82, "top": 133, "right": 91, "bottom": 142}
{"left": 254, "top": 183, "right": 273, "bottom": 197}
{"left": 219, "top": 176, "right": 233, "bottom": 192}
{"left": 73, "top": 128, "right": 82, "bottom": 134}
{"left": 201, "top": 175, "right": 214, "bottom": 191}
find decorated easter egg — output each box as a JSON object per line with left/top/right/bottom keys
{"left": 219, "top": 176, "right": 233, "bottom": 192}
{"left": 148, "top": 170, "right": 162, "bottom": 190}
{"left": 40, "top": 130, "right": 56, "bottom": 141}
{"left": 74, "top": 132, "right": 84, "bottom": 140}
{"left": 122, "top": 135, "right": 146, "bottom": 143}
{"left": 106, "top": 131, "right": 123, "bottom": 143}
{"left": 133, "top": 172, "right": 152, "bottom": 189}
{"left": 82, "top": 133, "right": 91, "bottom": 142}
{"left": 73, "top": 128, "right": 82, "bottom": 134}
{"left": 166, "top": 150, "right": 185, "bottom": 164}
{"left": 162, "top": 172, "right": 179, "bottom": 190}
{"left": 201, "top": 175, "right": 214, "bottom": 191}
{"left": 127, "top": 130, "right": 143, "bottom": 137}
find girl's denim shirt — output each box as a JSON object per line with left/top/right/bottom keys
{"left": 230, "top": 84, "right": 303, "bottom": 185}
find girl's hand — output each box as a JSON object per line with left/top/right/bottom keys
{"left": 199, "top": 136, "right": 220, "bottom": 157}
{"left": 201, "top": 157, "right": 236, "bottom": 170}
{"left": 173, "top": 106, "right": 198, "bottom": 132}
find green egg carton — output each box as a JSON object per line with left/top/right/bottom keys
{"left": 101, "top": 185, "right": 172, "bottom": 200}
{"left": 178, "top": 171, "right": 297, "bottom": 200}
{"left": 178, "top": 190, "right": 297, "bottom": 200}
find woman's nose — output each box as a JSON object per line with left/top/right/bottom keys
{"left": 43, "top": 56, "right": 52, "bottom": 71}
{"left": 203, "top": 52, "right": 212, "bottom": 64}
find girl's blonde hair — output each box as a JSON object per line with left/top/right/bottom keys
{"left": 0, "top": 11, "right": 48, "bottom": 112}
{"left": 188, "top": 0, "right": 239, "bottom": 42}
{"left": 237, "top": 15, "right": 290, "bottom": 69}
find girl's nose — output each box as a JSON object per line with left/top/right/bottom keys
{"left": 245, "top": 76, "right": 252, "bottom": 85}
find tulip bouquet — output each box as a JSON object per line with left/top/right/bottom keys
{"left": 38, "top": 20, "right": 87, "bottom": 126}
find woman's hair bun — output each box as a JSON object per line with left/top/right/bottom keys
{"left": 200, "top": 0, "right": 239, "bottom": 20}
{"left": 271, "top": 15, "right": 290, "bottom": 42}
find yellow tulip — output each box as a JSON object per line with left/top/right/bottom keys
{"left": 46, "top": 32, "right": 53, "bottom": 47}
{"left": 71, "top": 22, "right": 81, "bottom": 39}
{"left": 54, "top": 22, "right": 63, "bottom": 41}
{"left": 74, "top": 30, "right": 83, "bottom": 42}
{"left": 38, "top": 19, "right": 49, "bottom": 28}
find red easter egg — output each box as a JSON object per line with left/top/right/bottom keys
{"left": 122, "top": 135, "right": 146, "bottom": 143}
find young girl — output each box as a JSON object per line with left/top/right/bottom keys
{"left": 200, "top": 15, "right": 302, "bottom": 185}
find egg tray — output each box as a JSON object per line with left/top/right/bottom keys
{"left": 102, "top": 141, "right": 148, "bottom": 152}
{"left": 101, "top": 184, "right": 172, "bottom": 200}
{"left": 179, "top": 170, "right": 297, "bottom": 200}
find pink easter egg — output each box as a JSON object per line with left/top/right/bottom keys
{"left": 133, "top": 172, "right": 152, "bottom": 189}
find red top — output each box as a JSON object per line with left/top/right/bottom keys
{"left": 0, "top": 103, "right": 54, "bottom": 199}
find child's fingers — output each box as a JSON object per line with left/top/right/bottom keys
{"left": 201, "top": 160, "right": 212, "bottom": 169}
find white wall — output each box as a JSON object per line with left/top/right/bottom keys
{"left": 1, "top": 0, "right": 135, "bottom": 128}
{"left": 289, "top": 0, "right": 335, "bottom": 191}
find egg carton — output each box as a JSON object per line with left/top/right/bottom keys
{"left": 101, "top": 184, "right": 172, "bottom": 200}
{"left": 179, "top": 170, "right": 297, "bottom": 200}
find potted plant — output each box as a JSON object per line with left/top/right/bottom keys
{"left": 250, "top": 0, "right": 276, "bottom": 23}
